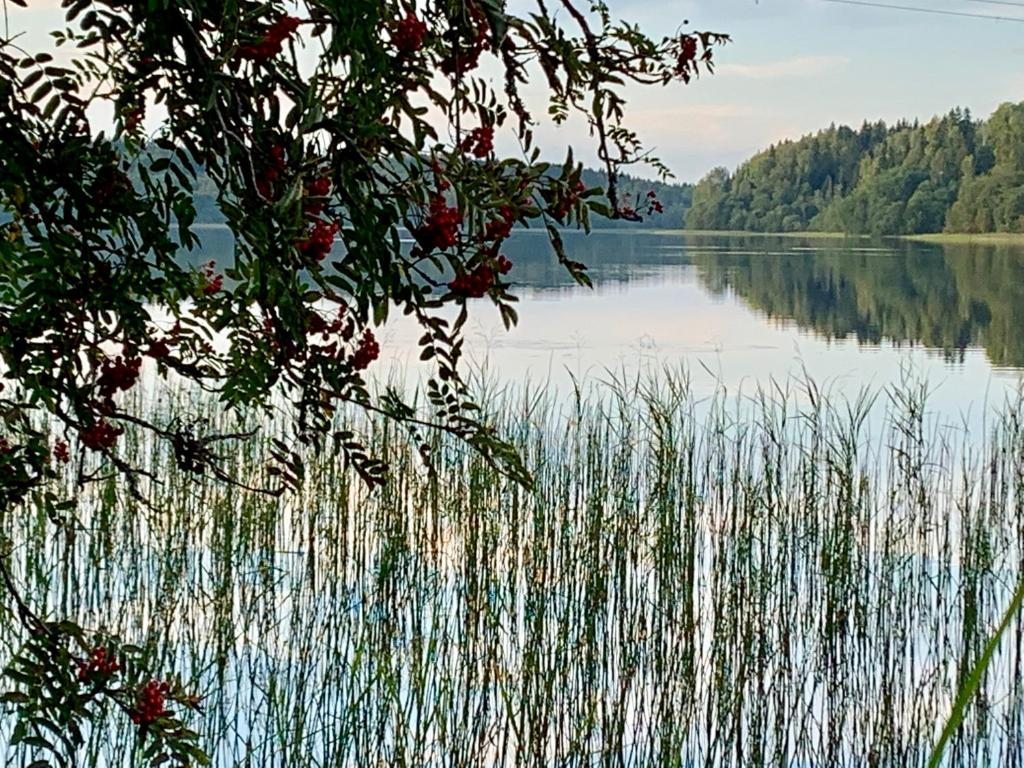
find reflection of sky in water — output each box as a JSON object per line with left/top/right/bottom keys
{"left": 374, "top": 257, "right": 1023, "bottom": 432}
{"left": 186, "top": 227, "right": 1024, "bottom": 425}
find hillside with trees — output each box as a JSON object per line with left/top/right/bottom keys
{"left": 687, "top": 102, "right": 1024, "bottom": 235}
{"left": 187, "top": 166, "right": 694, "bottom": 229}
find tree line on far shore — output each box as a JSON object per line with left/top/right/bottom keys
{"left": 686, "top": 102, "right": 1024, "bottom": 236}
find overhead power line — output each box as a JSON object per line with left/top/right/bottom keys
{"left": 963, "top": 0, "right": 1024, "bottom": 8}
{"left": 821, "top": 0, "right": 1024, "bottom": 22}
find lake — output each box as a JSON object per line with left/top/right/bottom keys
{"left": 367, "top": 230, "right": 1024, "bottom": 421}
{"left": 4, "top": 230, "right": 1024, "bottom": 767}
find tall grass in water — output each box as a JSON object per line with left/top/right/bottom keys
{"left": 1, "top": 372, "right": 1023, "bottom": 767}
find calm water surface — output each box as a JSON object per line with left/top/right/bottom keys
{"left": 360, "top": 230, "right": 1024, "bottom": 414}
{"left": 5, "top": 230, "right": 1023, "bottom": 767}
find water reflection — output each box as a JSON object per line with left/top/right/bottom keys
{"left": 185, "top": 228, "right": 1024, "bottom": 380}
{"left": 690, "top": 239, "right": 1024, "bottom": 368}
{"left": 496, "top": 231, "right": 1024, "bottom": 370}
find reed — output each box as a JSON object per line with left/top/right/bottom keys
{"left": 1, "top": 371, "right": 1021, "bottom": 767}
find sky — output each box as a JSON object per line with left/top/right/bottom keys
{"left": 506, "top": 0, "right": 1024, "bottom": 181}
{"left": 8, "top": 0, "right": 1024, "bottom": 183}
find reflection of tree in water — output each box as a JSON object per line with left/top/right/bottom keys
{"left": 499, "top": 231, "right": 691, "bottom": 292}
{"left": 693, "top": 242, "right": 1024, "bottom": 367}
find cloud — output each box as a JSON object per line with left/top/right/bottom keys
{"left": 717, "top": 55, "right": 849, "bottom": 80}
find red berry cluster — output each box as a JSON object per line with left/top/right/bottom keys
{"left": 350, "top": 329, "right": 380, "bottom": 371}
{"left": 307, "top": 305, "right": 351, "bottom": 337}
{"left": 98, "top": 355, "right": 142, "bottom": 399}
{"left": 449, "top": 265, "right": 493, "bottom": 298}
{"left": 460, "top": 125, "right": 494, "bottom": 158}
{"left": 674, "top": 34, "right": 699, "bottom": 82}
{"left": 414, "top": 194, "right": 461, "bottom": 252}
{"left": 393, "top": 12, "right": 428, "bottom": 54}
{"left": 298, "top": 219, "right": 340, "bottom": 262}
{"left": 0, "top": 437, "right": 11, "bottom": 454}
{"left": 238, "top": 15, "right": 302, "bottom": 62}
{"left": 304, "top": 175, "right": 331, "bottom": 217}
{"left": 484, "top": 205, "right": 516, "bottom": 241}
{"left": 130, "top": 680, "right": 170, "bottom": 726}
{"left": 449, "top": 255, "right": 512, "bottom": 299}
{"left": 441, "top": 3, "right": 490, "bottom": 76}
{"left": 552, "top": 179, "right": 586, "bottom": 220}
{"left": 645, "top": 189, "right": 664, "bottom": 215}
{"left": 146, "top": 339, "right": 171, "bottom": 359}
{"left": 81, "top": 419, "right": 123, "bottom": 451}
{"left": 256, "top": 144, "right": 287, "bottom": 199}
{"left": 201, "top": 260, "right": 224, "bottom": 295}
{"left": 617, "top": 205, "right": 642, "bottom": 222}
{"left": 77, "top": 646, "right": 120, "bottom": 683}
{"left": 53, "top": 439, "right": 70, "bottom": 464}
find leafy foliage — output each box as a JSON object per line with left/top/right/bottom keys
{"left": 0, "top": 0, "right": 725, "bottom": 763}
{"left": 687, "top": 102, "right": 1024, "bottom": 236}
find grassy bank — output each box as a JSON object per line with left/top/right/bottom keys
{"left": 608, "top": 228, "right": 1024, "bottom": 246}
{"left": 902, "top": 232, "right": 1024, "bottom": 245}
{"left": 680, "top": 228, "right": 859, "bottom": 239}
{"left": 2, "top": 375, "right": 1023, "bottom": 766}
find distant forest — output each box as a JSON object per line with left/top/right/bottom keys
{"left": 686, "top": 102, "right": 1024, "bottom": 236}
{"left": 189, "top": 166, "right": 693, "bottom": 229}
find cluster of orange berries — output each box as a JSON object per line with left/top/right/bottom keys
{"left": 130, "top": 680, "right": 169, "bottom": 726}
{"left": 674, "top": 34, "right": 700, "bottom": 82}
{"left": 147, "top": 338, "right": 171, "bottom": 359}
{"left": 77, "top": 647, "right": 120, "bottom": 683}
{"left": 441, "top": 2, "right": 490, "bottom": 76}
{"left": 304, "top": 176, "right": 331, "bottom": 216}
{"left": 646, "top": 189, "right": 665, "bottom": 215}
{"left": 306, "top": 306, "right": 350, "bottom": 339}
{"left": 484, "top": 206, "right": 516, "bottom": 242}
{"left": 238, "top": 16, "right": 302, "bottom": 62}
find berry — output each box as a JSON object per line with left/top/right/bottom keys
{"left": 256, "top": 143, "right": 287, "bottom": 200}
{"left": 485, "top": 206, "right": 515, "bottom": 241}
{"left": 393, "top": 12, "right": 428, "bottom": 54}
{"left": 97, "top": 356, "right": 142, "bottom": 398}
{"left": 77, "top": 646, "right": 120, "bottom": 683}
{"left": 449, "top": 264, "right": 496, "bottom": 298}
{"left": 146, "top": 339, "right": 171, "bottom": 359}
{"left": 238, "top": 16, "right": 302, "bottom": 62}
{"left": 351, "top": 329, "right": 380, "bottom": 370}
{"left": 297, "top": 219, "right": 339, "bottom": 262}
{"left": 130, "top": 679, "right": 170, "bottom": 726}
{"left": 414, "top": 194, "right": 461, "bottom": 252}
{"left": 53, "top": 439, "right": 70, "bottom": 464}
{"left": 80, "top": 420, "right": 123, "bottom": 451}
{"left": 200, "top": 259, "right": 224, "bottom": 295}
{"left": 460, "top": 125, "right": 494, "bottom": 158}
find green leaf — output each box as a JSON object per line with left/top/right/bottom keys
{"left": 927, "top": 574, "right": 1024, "bottom": 768}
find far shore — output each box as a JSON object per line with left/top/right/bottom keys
{"left": 901, "top": 232, "right": 1024, "bottom": 245}
{"left": 600, "top": 228, "right": 1024, "bottom": 246}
